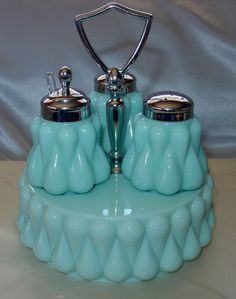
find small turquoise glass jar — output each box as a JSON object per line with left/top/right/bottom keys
{"left": 122, "top": 92, "right": 208, "bottom": 195}
{"left": 26, "top": 66, "right": 110, "bottom": 195}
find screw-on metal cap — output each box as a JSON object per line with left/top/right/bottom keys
{"left": 94, "top": 73, "right": 136, "bottom": 94}
{"left": 41, "top": 66, "right": 91, "bottom": 122}
{"left": 144, "top": 91, "right": 193, "bottom": 121}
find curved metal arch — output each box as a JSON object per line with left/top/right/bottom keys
{"left": 75, "top": 2, "right": 153, "bottom": 75}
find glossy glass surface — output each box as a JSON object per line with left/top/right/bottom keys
{"left": 36, "top": 174, "right": 203, "bottom": 218}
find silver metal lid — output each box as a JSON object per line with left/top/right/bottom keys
{"left": 94, "top": 73, "right": 136, "bottom": 93}
{"left": 41, "top": 66, "right": 91, "bottom": 122}
{"left": 144, "top": 91, "right": 193, "bottom": 121}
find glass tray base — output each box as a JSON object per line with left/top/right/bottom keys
{"left": 17, "top": 173, "right": 216, "bottom": 282}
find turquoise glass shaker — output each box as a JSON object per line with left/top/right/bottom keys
{"left": 75, "top": 3, "right": 152, "bottom": 156}
{"left": 26, "top": 66, "right": 110, "bottom": 194}
{"left": 122, "top": 92, "right": 208, "bottom": 195}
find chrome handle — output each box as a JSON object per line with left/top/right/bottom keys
{"left": 74, "top": 2, "right": 152, "bottom": 74}
{"left": 75, "top": 2, "right": 152, "bottom": 173}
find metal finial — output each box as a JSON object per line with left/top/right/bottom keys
{"left": 58, "top": 66, "right": 72, "bottom": 96}
{"left": 107, "top": 67, "right": 123, "bottom": 93}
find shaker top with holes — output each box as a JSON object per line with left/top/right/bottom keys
{"left": 144, "top": 91, "right": 194, "bottom": 122}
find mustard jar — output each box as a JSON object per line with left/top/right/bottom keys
{"left": 26, "top": 66, "right": 110, "bottom": 195}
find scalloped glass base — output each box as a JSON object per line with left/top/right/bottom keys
{"left": 17, "top": 173, "right": 216, "bottom": 283}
